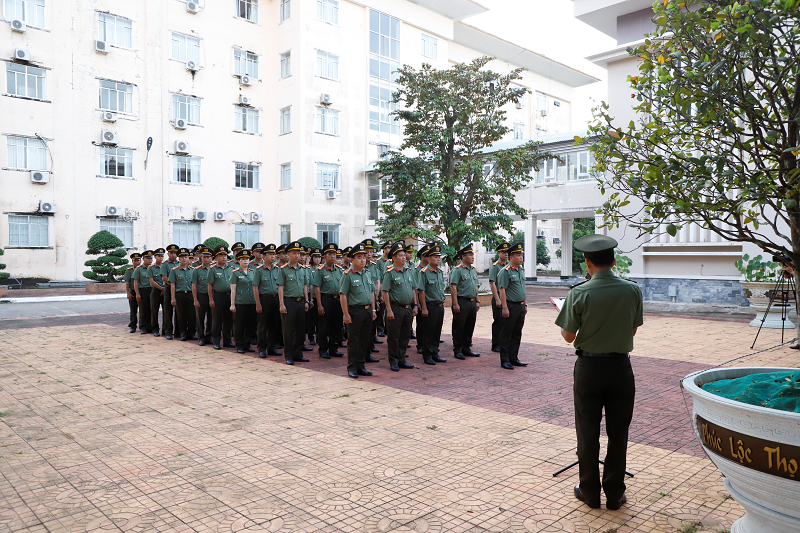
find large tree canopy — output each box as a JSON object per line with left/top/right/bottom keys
{"left": 586, "top": 0, "right": 800, "bottom": 266}
{"left": 375, "top": 56, "right": 551, "bottom": 260}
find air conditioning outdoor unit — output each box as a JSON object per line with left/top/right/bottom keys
{"left": 95, "top": 40, "right": 109, "bottom": 53}
{"left": 239, "top": 95, "right": 251, "bottom": 106}
{"left": 15, "top": 48, "right": 31, "bottom": 61}
{"left": 553, "top": 100, "right": 561, "bottom": 107}
{"left": 186, "top": 1, "right": 199, "bottom": 13}
{"left": 175, "top": 140, "right": 190, "bottom": 153}
{"left": 103, "top": 111, "right": 117, "bottom": 122}
{"left": 175, "top": 118, "right": 187, "bottom": 129}
{"left": 39, "top": 201, "right": 58, "bottom": 213}
{"left": 11, "top": 19, "right": 26, "bottom": 32}
{"left": 540, "top": 109, "right": 548, "bottom": 117}
{"left": 30, "top": 170, "right": 50, "bottom": 184}
{"left": 213, "top": 211, "right": 227, "bottom": 221}
{"left": 240, "top": 74, "right": 252, "bottom": 86}
{"left": 186, "top": 60, "right": 199, "bottom": 72}
{"left": 101, "top": 130, "right": 119, "bottom": 145}
{"left": 248, "top": 213, "right": 262, "bottom": 223}
{"left": 320, "top": 93, "right": 331, "bottom": 105}
{"left": 106, "top": 206, "right": 123, "bottom": 216}
{"left": 325, "top": 189, "right": 336, "bottom": 200}
{"left": 194, "top": 210, "right": 208, "bottom": 221}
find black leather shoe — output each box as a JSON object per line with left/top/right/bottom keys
{"left": 258, "top": 351, "right": 267, "bottom": 358}
{"left": 223, "top": 342, "right": 235, "bottom": 348}
{"left": 245, "top": 347, "right": 255, "bottom": 353}
{"left": 276, "top": 344, "right": 283, "bottom": 349}
{"left": 438, "top": 339, "right": 444, "bottom": 343}
{"left": 791, "top": 344, "right": 800, "bottom": 350}
{"left": 320, "top": 353, "right": 331, "bottom": 359}
{"left": 140, "top": 330, "right": 148, "bottom": 335}
{"left": 154, "top": 332, "right": 161, "bottom": 337}
{"left": 296, "top": 357, "right": 309, "bottom": 363}
{"left": 424, "top": 358, "right": 436, "bottom": 365}
{"left": 365, "top": 356, "right": 380, "bottom": 363}
{"left": 370, "top": 346, "right": 379, "bottom": 353}
{"left": 166, "top": 335, "right": 174, "bottom": 340}
{"left": 417, "top": 348, "right": 423, "bottom": 354}
{"left": 237, "top": 349, "right": 246, "bottom": 354}
{"left": 199, "top": 340, "right": 206, "bottom": 346}
{"left": 213, "top": 345, "right": 221, "bottom": 350}
{"left": 190, "top": 335, "right": 199, "bottom": 341}
{"left": 511, "top": 360, "right": 528, "bottom": 367}
{"left": 574, "top": 485, "right": 600, "bottom": 509}
{"left": 491, "top": 347, "right": 500, "bottom": 353}
{"left": 302, "top": 345, "right": 313, "bottom": 352}
{"left": 129, "top": 327, "right": 136, "bottom": 333}
{"left": 348, "top": 370, "right": 358, "bottom": 378}
{"left": 338, "top": 342, "right": 347, "bottom": 348}
{"left": 454, "top": 353, "right": 466, "bottom": 360}
{"left": 410, "top": 332, "right": 417, "bottom": 339}
{"left": 357, "top": 368, "right": 372, "bottom": 376}
{"left": 180, "top": 336, "right": 188, "bottom": 341}
{"left": 464, "top": 350, "right": 480, "bottom": 357}
{"left": 268, "top": 349, "right": 283, "bottom": 356}
{"left": 309, "top": 337, "right": 317, "bottom": 346}
{"left": 432, "top": 356, "right": 447, "bottom": 363}
{"left": 390, "top": 364, "right": 400, "bottom": 372}
{"left": 373, "top": 337, "right": 384, "bottom": 344}
{"left": 332, "top": 351, "right": 343, "bottom": 357}
{"left": 378, "top": 332, "right": 386, "bottom": 337}
{"left": 606, "top": 493, "right": 627, "bottom": 510}
{"left": 399, "top": 362, "right": 414, "bottom": 369}
{"left": 501, "top": 362, "right": 514, "bottom": 370}
{"left": 286, "top": 360, "right": 294, "bottom": 365}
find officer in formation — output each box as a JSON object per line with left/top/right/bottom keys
{"left": 381, "top": 241, "right": 418, "bottom": 371}
{"left": 555, "top": 235, "right": 642, "bottom": 511}
{"left": 253, "top": 244, "right": 282, "bottom": 358}
{"left": 375, "top": 241, "right": 392, "bottom": 339}
{"left": 314, "top": 243, "right": 344, "bottom": 359}
{"left": 339, "top": 243, "right": 376, "bottom": 379}
{"left": 416, "top": 245, "right": 447, "bottom": 365}
{"left": 449, "top": 244, "right": 481, "bottom": 360}
{"left": 208, "top": 246, "right": 234, "bottom": 349}
{"left": 131, "top": 250, "right": 153, "bottom": 334}
{"left": 124, "top": 253, "right": 143, "bottom": 333}
{"left": 488, "top": 242, "right": 510, "bottom": 353}
{"left": 496, "top": 243, "right": 528, "bottom": 369}
{"left": 230, "top": 249, "right": 257, "bottom": 353}
{"left": 191, "top": 246, "right": 213, "bottom": 345}
{"left": 277, "top": 241, "right": 310, "bottom": 365}
{"left": 168, "top": 248, "right": 195, "bottom": 341}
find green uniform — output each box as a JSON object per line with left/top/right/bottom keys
{"left": 191, "top": 265, "right": 212, "bottom": 341}
{"left": 253, "top": 264, "right": 280, "bottom": 296}
{"left": 123, "top": 266, "right": 136, "bottom": 292}
{"left": 488, "top": 260, "right": 507, "bottom": 351}
{"left": 418, "top": 265, "right": 445, "bottom": 359}
{"left": 253, "top": 264, "right": 281, "bottom": 354}
{"left": 123, "top": 266, "right": 138, "bottom": 330}
{"left": 168, "top": 265, "right": 194, "bottom": 337}
{"left": 382, "top": 266, "right": 416, "bottom": 305}
{"left": 276, "top": 263, "right": 307, "bottom": 362}
{"left": 132, "top": 265, "right": 152, "bottom": 332}
{"left": 230, "top": 268, "right": 256, "bottom": 305}
{"left": 208, "top": 264, "right": 234, "bottom": 293}
{"left": 340, "top": 266, "right": 374, "bottom": 372}
{"left": 148, "top": 264, "right": 165, "bottom": 288}
{"left": 275, "top": 263, "right": 306, "bottom": 298}
{"left": 147, "top": 263, "right": 166, "bottom": 335}
{"left": 313, "top": 264, "right": 343, "bottom": 295}
{"left": 495, "top": 264, "right": 526, "bottom": 365}
{"left": 191, "top": 265, "right": 211, "bottom": 293}
{"left": 208, "top": 263, "right": 235, "bottom": 347}
{"left": 382, "top": 264, "right": 416, "bottom": 366}
{"left": 496, "top": 264, "right": 526, "bottom": 303}
{"left": 314, "top": 264, "right": 344, "bottom": 356}
{"left": 132, "top": 265, "right": 152, "bottom": 289}
{"left": 418, "top": 266, "right": 445, "bottom": 304}
{"left": 160, "top": 259, "right": 180, "bottom": 337}
{"left": 160, "top": 259, "right": 180, "bottom": 281}
{"left": 230, "top": 267, "right": 256, "bottom": 351}
{"left": 450, "top": 264, "right": 480, "bottom": 356}
{"left": 168, "top": 265, "right": 194, "bottom": 292}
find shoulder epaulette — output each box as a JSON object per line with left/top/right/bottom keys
{"left": 570, "top": 280, "right": 589, "bottom": 289}
{"left": 280, "top": 263, "right": 289, "bottom": 268}
{"left": 493, "top": 261, "right": 499, "bottom": 266}
{"left": 421, "top": 266, "right": 429, "bottom": 273}
{"left": 504, "top": 265, "right": 512, "bottom": 271}
{"left": 386, "top": 265, "right": 393, "bottom": 271}
{"left": 127, "top": 266, "right": 134, "bottom": 270}
{"left": 317, "top": 264, "right": 324, "bottom": 270}
{"left": 172, "top": 265, "right": 180, "bottom": 270}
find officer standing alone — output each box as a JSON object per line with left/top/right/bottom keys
{"left": 555, "top": 235, "right": 642, "bottom": 511}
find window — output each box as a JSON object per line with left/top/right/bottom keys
{"left": 6, "top": 62, "right": 45, "bottom": 100}
{"left": 172, "top": 156, "right": 201, "bottom": 184}
{"left": 279, "top": 107, "right": 291, "bottom": 134}
{"left": 421, "top": 33, "right": 437, "bottom": 59}
{"left": 4, "top": 0, "right": 45, "bottom": 28}
{"left": 171, "top": 33, "right": 200, "bottom": 64}
{"left": 536, "top": 93, "right": 547, "bottom": 110}
{"left": 8, "top": 214, "right": 48, "bottom": 247}
{"left": 280, "top": 162, "right": 291, "bottom": 189}
{"left": 316, "top": 0, "right": 338, "bottom": 24}
{"left": 513, "top": 123, "right": 524, "bottom": 140}
{"left": 316, "top": 107, "right": 339, "bottom": 135}
{"left": 280, "top": 51, "right": 291, "bottom": 78}
{"left": 235, "top": 0, "right": 257, "bottom": 23}
{"left": 279, "top": 0, "right": 290, "bottom": 22}
{"left": 98, "top": 13, "right": 132, "bottom": 48}
{"left": 173, "top": 221, "right": 201, "bottom": 249}
{"left": 367, "top": 173, "right": 392, "bottom": 221}
{"left": 235, "top": 224, "right": 260, "bottom": 248}
{"left": 377, "top": 144, "right": 389, "bottom": 157}
{"left": 317, "top": 224, "right": 339, "bottom": 247}
{"left": 316, "top": 163, "right": 339, "bottom": 190}
{"left": 172, "top": 94, "right": 200, "bottom": 125}
{"left": 101, "top": 147, "right": 133, "bottom": 178}
{"left": 369, "top": 10, "right": 400, "bottom": 137}
{"left": 100, "top": 218, "right": 133, "bottom": 248}
{"left": 6, "top": 136, "right": 46, "bottom": 170}
{"left": 316, "top": 51, "right": 339, "bottom": 80}
{"left": 234, "top": 49, "right": 258, "bottom": 78}
{"left": 234, "top": 162, "right": 259, "bottom": 189}
{"left": 99, "top": 80, "right": 132, "bottom": 113}
{"left": 235, "top": 106, "right": 259, "bottom": 134}
{"left": 535, "top": 128, "right": 547, "bottom": 137}
{"left": 279, "top": 224, "right": 291, "bottom": 245}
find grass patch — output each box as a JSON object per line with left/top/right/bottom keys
{"left": 0, "top": 411, "right": 10, "bottom": 417}
{"left": 99, "top": 375, "right": 110, "bottom": 379}
{"left": 426, "top": 425, "right": 438, "bottom": 431}
{"left": 333, "top": 394, "right": 350, "bottom": 399}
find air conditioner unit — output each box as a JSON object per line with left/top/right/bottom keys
{"left": 103, "top": 111, "right": 117, "bottom": 122}
{"left": 516, "top": 100, "right": 524, "bottom": 109}
{"left": 186, "top": 1, "right": 199, "bottom": 13}
{"left": 213, "top": 211, "right": 227, "bottom": 221}
{"left": 39, "top": 201, "right": 58, "bottom": 213}
{"left": 11, "top": 19, "right": 26, "bottom": 32}
{"left": 239, "top": 95, "right": 251, "bottom": 106}
{"left": 186, "top": 60, "right": 199, "bottom": 72}
{"left": 175, "top": 118, "right": 187, "bottom": 129}
{"left": 175, "top": 140, "right": 190, "bottom": 153}
{"left": 325, "top": 189, "right": 336, "bottom": 200}
{"left": 106, "top": 205, "right": 123, "bottom": 217}
{"left": 240, "top": 74, "right": 252, "bottom": 86}
{"left": 248, "top": 213, "right": 262, "bottom": 223}
{"left": 540, "top": 109, "right": 548, "bottom": 117}
{"left": 320, "top": 93, "right": 331, "bottom": 105}
{"left": 194, "top": 210, "right": 208, "bottom": 221}
{"left": 101, "top": 130, "right": 119, "bottom": 145}
{"left": 15, "top": 48, "right": 31, "bottom": 61}
{"left": 553, "top": 100, "right": 561, "bottom": 107}
{"left": 95, "top": 40, "right": 109, "bottom": 53}
{"left": 30, "top": 170, "right": 50, "bottom": 184}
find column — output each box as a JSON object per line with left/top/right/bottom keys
{"left": 524, "top": 215, "right": 537, "bottom": 281}
{"left": 560, "top": 219, "right": 573, "bottom": 279}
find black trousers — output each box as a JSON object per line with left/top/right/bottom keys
{"left": 281, "top": 298, "right": 306, "bottom": 362}
{"left": 386, "top": 303, "right": 413, "bottom": 366}
{"left": 195, "top": 292, "right": 212, "bottom": 342}
{"left": 163, "top": 287, "right": 178, "bottom": 336}
{"left": 174, "top": 291, "right": 194, "bottom": 338}
{"left": 452, "top": 297, "right": 477, "bottom": 355}
{"left": 499, "top": 302, "right": 525, "bottom": 363}
{"left": 491, "top": 297, "right": 502, "bottom": 351}
{"left": 317, "top": 294, "right": 343, "bottom": 355}
{"left": 574, "top": 356, "right": 636, "bottom": 501}
{"left": 347, "top": 305, "right": 372, "bottom": 372}
{"left": 150, "top": 286, "right": 165, "bottom": 334}
{"left": 137, "top": 287, "right": 152, "bottom": 333}
{"left": 211, "top": 291, "right": 233, "bottom": 346}
{"left": 127, "top": 294, "right": 139, "bottom": 329}
{"left": 306, "top": 299, "right": 317, "bottom": 339}
{"left": 257, "top": 294, "right": 280, "bottom": 352}
{"left": 419, "top": 303, "right": 444, "bottom": 358}
{"left": 376, "top": 297, "right": 386, "bottom": 335}
{"left": 234, "top": 303, "right": 256, "bottom": 350}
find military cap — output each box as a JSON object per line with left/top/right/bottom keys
{"left": 192, "top": 244, "right": 203, "bottom": 253}
{"left": 286, "top": 241, "right": 304, "bottom": 252}
{"left": 389, "top": 241, "right": 406, "bottom": 257}
{"left": 130, "top": 252, "right": 142, "bottom": 260}
{"left": 231, "top": 242, "right": 245, "bottom": 252}
{"left": 177, "top": 247, "right": 191, "bottom": 257}
{"left": 312, "top": 248, "right": 322, "bottom": 256}
{"left": 417, "top": 244, "right": 430, "bottom": 258}
{"left": 153, "top": 247, "right": 166, "bottom": 256}
{"left": 166, "top": 244, "right": 180, "bottom": 253}
{"left": 574, "top": 234, "right": 618, "bottom": 253}
{"left": 142, "top": 250, "right": 154, "bottom": 258}
{"left": 424, "top": 245, "right": 442, "bottom": 257}
{"left": 361, "top": 238, "right": 376, "bottom": 250}
{"left": 458, "top": 244, "right": 474, "bottom": 257}
{"left": 508, "top": 243, "right": 524, "bottom": 255}
{"left": 336, "top": 248, "right": 344, "bottom": 257}
{"left": 199, "top": 246, "right": 212, "bottom": 256}
{"left": 236, "top": 249, "right": 253, "bottom": 260}
{"left": 342, "top": 246, "right": 352, "bottom": 256}
{"left": 496, "top": 242, "right": 511, "bottom": 253}
{"left": 348, "top": 243, "right": 367, "bottom": 258}
{"left": 404, "top": 243, "right": 415, "bottom": 253}
{"left": 276, "top": 244, "right": 286, "bottom": 253}
{"left": 264, "top": 243, "right": 277, "bottom": 252}
{"left": 302, "top": 247, "right": 310, "bottom": 254}
{"left": 322, "top": 243, "right": 338, "bottom": 254}
{"left": 251, "top": 243, "right": 265, "bottom": 253}
{"left": 214, "top": 245, "right": 229, "bottom": 257}
{"left": 380, "top": 241, "right": 391, "bottom": 250}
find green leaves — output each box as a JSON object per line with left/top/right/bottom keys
{"left": 83, "top": 231, "right": 129, "bottom": 283}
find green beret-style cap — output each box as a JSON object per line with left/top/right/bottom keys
{"left": 574, "top": 234, "right": 618, "bottom": 253}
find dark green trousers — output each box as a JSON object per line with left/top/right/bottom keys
{"left": 573, "top": 355, "right": 636, "bottom": 502}
{"left": 195, "top": 292, "right": 212, "bottom": 342}
{"left": 137, "top": 287, "right": 152, "bottom": 333}
{"left": 163, "top": 287, "right": 178, "bottom": 336}
{"left": 150, "top": 286, "right": 165, "bottom": 334}
{"left": 346, "top": 305, "right": 372, "bottom": 372}
{"left": 451, "top": 297, "right": 477, "bottom": 355}
{"left": 419, "top": 303, "right": 444, "bottom": 358}
{"left": 127, "top": 294, "right": 139, "bottom": 329}
{"left": 211, "top": 291, "right": 233, "bottom": 346}
{"left": 281, "top": 298, "right": 306, "bottom": 362}
{"left": 491, "top": 297, "right": 502, "bottom": 351}
{"left": 234, "top": 303, "right": 256, "bottom": 350}
{"left": 174, "top": 291, "right": 194, "bottom": 338}
{"left": 499, "top": 301, "right": 525, "bottom": 363}
{"left": 386, "top": 303, "right": 413, "bottom": 366}
{"left": 317, "top": 294, "right": 343, "bottom": 356}
{"left": 257, "top": 294, "right": 281, "bottom": 353}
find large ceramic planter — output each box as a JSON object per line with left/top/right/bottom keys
{"left": 682, "top": 367, "right": 800, "bottom": 533}
{"left": 741, "top": 281, "right": 796, "bottom": 329}
{"left": 85, "top": 281, "right": 126, "bottom": 294}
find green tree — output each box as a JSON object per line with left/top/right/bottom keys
{"left": 82, "top": 231, "right": 129, "bottom": 283}
{"left": 0, "top": 248, "right": 9, "bottom": 281}
{"left": 298, "top": 237, "right": 321, "bottom": 249}
{"left": 375, "top": 56, "right": 552, "bottom": 263}
{"left": 203, "top": 237, "right": 229, "bottom": 251}
{"left": 556, "top": 218, "right": 595, "bottom": 273}
{"left": 585, "top": 0, "right": 800, "bottom": 271}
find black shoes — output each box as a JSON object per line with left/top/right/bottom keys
{"left": 378, "top": 332, "right": 386, "bottom": 337}
{"left": 399, "top": 362, "right": 414, "bottom": 369}
{"left": 320, "top": 352, "right": 331, "bottom": 360}
{"left": 309, "top": 336, "right": 316, "bottom": 345}
{"left": 791, "top": 344, "right": 800, "bottom": 350}
{"left": 276, "top": 344, "right": 283, "bottom": 349}
{"left": 409, "top": 332, "right": 417, "bottom": 339}
{"left": 365, "top": 356, "right": 380, "bottom": 363}
{"left": 357, "top": 368, "right": 372, "bottom": 376}
{"left": 370, "top": 346, "right": 379, "bottom": 353}
{"left": 606, "top": 493, "right": 627, "bottom": 511}
{"left": 373, "top": 337, "right": 384, "bottom": 344}
{"left": 417, "top": 348, "right": 423, "bottom": 354}
{"left": 511, "top": 360, "right": 528, "bottom": 367}
{"left": 223, "top": 342, "right": 235, "bottom": 348}
{"left": 296, "top": 357, "right": 309, "bottom": 363}
{"left": 140, "top": 330, "right": 148, "bottom": 335}
{"left": 190, "top": 335, "right": 199, "bottom": 341}
{"left": 331, "top": 351, "right": 344, "bottom": 357}
{"left": 237, "top": 349, "right": 246, "bottom": 354}
{"left": 491, "top": 347, "right": 500, "bottom": 353}
{"left": 302, "top": 345, "right": 313, "bottom": 352}
{"left": 390, "top": 364, "right": 400, "bottom": 372}
{"left": 245, "top": 347, "right": 255, "bottom": 353}
{"left": 501, "top": 362, "right": 514, "bottom": 370}
{"left": 286, "top": 360, "right": 294, "bottom": 365}
{"left": 432, "top": 356, "right": 447, "bottom": 363}
{"left": 337, "top": 342, "right": 346, "bottom": 348}
{"left": 129, "top": 327, "right": 136, "bottom": 333}
{"left": 268, "top": 349, "right": 283, "bottom": 356}
{"left": 454, "top": 353, "right": 466, "bottom": 360}
{"left": 199, "top": 340, "right": 206, "bottom": 346}
{"left": 348, "top": 370, "right": 358, "bottom": 378}
{"left": 574, "top": 486, "right": 600, "bottom": 509}
{"left": 213, "top": 345, "right": 221, "bottom": 350}
{"left": 424, "top": 358, "right": 436, "bottom": 365}
{"left": 438, "top": 339, "right": 443, "bottom": 343}
{"left": 464, "top": 350, "right": 480, "bottom": 357}
{"left": 180, "top": 336, "right": 188, "bottom": 341}
{"left": 259, "top": 352, "right": 267, "bottom": 359}
{"left": 154, "top": 332, "right": 161, "bottom": 337}
{"left": 166, "top": 335, "right": 174, "bottom": 340}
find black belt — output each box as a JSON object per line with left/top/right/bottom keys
{"left": 349, "top": 305, "right": 371, "bottom": 310}
{"left": 428, "top": 302, "right": 443, "bottom": 307}
{"left": 391, "top": 303, "right": 412, "bottom": 308}
{"left": 213, "top": 290, "right": 230, "bottom": 294}
{"left": 322, "top": 293, "right": 339, "bottom": 298}
{"left": 457, "top": 296, "right": 476, "bottom": 301}
{"left": 293, "top": 297, "right": 304, "bottom": 302}
{"left": 576, "top": 350, "right": 629, "bottom": 358}
{"left": 259, "top": 293, "right": 278, "bottom": 297}
{"left": 177, "top": 290, "right": 191, "bottom": 293}
{"left": 508, "top": 301, "right": 525, "bottom": 305}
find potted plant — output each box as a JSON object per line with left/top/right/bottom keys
{"left": 735, "top": 254, "right": 791, "bottom": 328}
{"left": 82, "top": 231, "right": 129, "bottom": 293}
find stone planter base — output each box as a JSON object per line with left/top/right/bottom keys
{"left": 86, "top": 282, "right": 126, "bottom": 294}
{"left": 748, "top": 304, "right": 796, "bottom": 329}
{"left": 443, "top": 294, "right": 493, "bottom": 307}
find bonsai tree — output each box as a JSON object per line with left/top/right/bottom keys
{"left": 298, "top": 237, "right": 322, "bottom": 249}
{"left": 82, "top": 231, "right": 129, "bottom": 283}
{"left": 0, "top": 248, "right": 9, "bottom": 282}
{"left": 203, "top": 237, "right": 229, "bottom": 251}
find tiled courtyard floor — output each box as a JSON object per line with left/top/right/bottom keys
{"left": 1, "top": 295, "right": 797, "bottom": 532}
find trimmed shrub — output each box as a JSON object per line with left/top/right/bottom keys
{"left": 203, "top": 237, "right": 229, "bottom": 251}
{"left": 298, "top": 237, "right": 322, "bottom": 249}
{"left": 82, "top": 231, "right": 129, "bottom": 283}
{"left": 0, "top": 248, "right": 8, "bottom": 281}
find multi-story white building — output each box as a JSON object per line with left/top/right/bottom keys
{"left": 1, "top": 0, "right": 597, "bottom": 281}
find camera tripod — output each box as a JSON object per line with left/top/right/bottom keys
{"left": 750, "top": 273, "right": 799, "bottom": 349}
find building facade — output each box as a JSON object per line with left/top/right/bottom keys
{"left": 1, "top": 0, "right": 596, "bottom": 281}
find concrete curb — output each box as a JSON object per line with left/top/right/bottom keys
{"left": 0, "top": 294, "right": 127, "bottom": 304}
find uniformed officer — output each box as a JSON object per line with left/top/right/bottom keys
{"left": 335, "top": 248, "right": 344, "bottom": 266}
{"left": 450, "top": 244, "right": 481, "bottom": 360}
{"left": 148, "top": 248, "right": 167, "bottom": 336}
{"left": 160, "top": 244, "right": 181, "bottom": 339}
{"left": 253, "top": 243, "right": 282, "bottom": 358}
{"left": 230, "top": 249, "right": 257, "bottom": 354}
{"left": 276, "top": 244, "right": 288, "bottom": 265}
{"left": 208, "top": 246, "right": 235, "bottom": 350}
{"left": 232, "top": 242, "right": 246, "bottom": 255}
{"left": 404, "top": 243, "right": 418, "bottom": 341}
{"left": 124, "top": 253, "right": 142, "bottom": 333}
{"left": 412, "top": 244, "right": 430, "bottom": 354}
{"left": 252, "top": 243, "right": 266, "bottom": 267}
{"left": 313, "top": 243, "right": 344, "bottom": 359}
{"left": 340, "top": 243, "right": 376, "bottom": 379}
{"left": 276, "top": 241, "right": 310, "bottom": 365}
{"left": 417, "top": 245, "right": 447, "bottom": 365}
{"left": 191, "top": 244, "right": 203, "bottom": 268}
{"left": 362, "top": 239, "right": 383, "bottom": 358}
{"left": 341, "top": 247, "right": 352, "bottom": 269}
{"left": 375, "top": 241, "right": 392, "bottom": 338}
{"left": 133, "top": 250, "right": 153, "bottom": 334}
{"left": 306, "top": 247, "right": 322, "bottom": 346}
{"left": 382, "top": 242, "right": 418, "bottom": 371}
{"left": 489, "top": 242, "right": 511, "bottom": 353}
{"left": 168, "top": 248, "right": 196, "bottom": 341}
{"left": 192, "top": 246, "right": 214, "bottom": 346}
{"left": 496, "top": 243, "right": 528, "bottom": 369}
{"left": 555, "top": 235, "right": 641, "bottom": 511}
